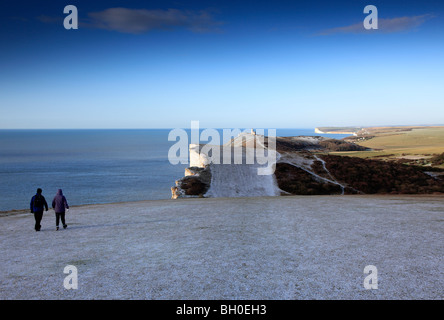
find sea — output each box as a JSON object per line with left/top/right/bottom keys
{"left": 0, "top": 129, "right": 349, "bottom": 211}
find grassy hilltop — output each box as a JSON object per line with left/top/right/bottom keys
{"left": 326, "top": 126, "right": 444, "bottom": 169}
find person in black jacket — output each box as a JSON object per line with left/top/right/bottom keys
{"left": 30, "top": 188, "right": 48, "bottom": 231}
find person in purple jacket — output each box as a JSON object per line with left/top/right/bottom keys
{"left": 52, "top": 189, "right": 69, "bottom": 231}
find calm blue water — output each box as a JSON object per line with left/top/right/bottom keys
{"left": 0, "top": 129, "right": 349, "bottom": 211}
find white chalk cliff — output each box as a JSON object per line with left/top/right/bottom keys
{"left": 172, "top": 132, "right": 283, "bottom": 199}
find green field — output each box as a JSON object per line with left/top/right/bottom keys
{"left": 327, "top": 126, "right": 444, "bottom": 167}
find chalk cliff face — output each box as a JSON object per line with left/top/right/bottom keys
{"left": 171, "top": 133, "right": 282, "bottom": 199}
{"left": 171, "top": 133, "right": 444, "bottom": 198}
{"left": 171, "top": 166, "right": 211, "bottom": 199}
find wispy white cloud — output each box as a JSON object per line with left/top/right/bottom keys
{"left": 85, "top": 7, "right": 223, "bottom": 34}
{"left": 318, "top": 14, "right": 435, "bottom": 36}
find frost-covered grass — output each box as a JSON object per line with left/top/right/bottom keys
{"left": 0, "top": 195, "right": 443, "bottom": 300}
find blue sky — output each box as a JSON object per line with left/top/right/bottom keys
{"left": 0, "top": 0, "right": 443, "bottom": 129}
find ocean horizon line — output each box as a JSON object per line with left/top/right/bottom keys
{"left": 0, "top": 127, "right": 316, "bottom": 130}
{"left": 1, "top": 124, "right": 443, "bottom": 131}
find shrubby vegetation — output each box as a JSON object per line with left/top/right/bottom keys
{"left": 318, "top": 139, "right": 368, "bottom": 152}
{"left": 278, "top": 154, "right": 444, "bottom": 195}
{"left": 320, "top": 155, "right": 444, "bottom": 194}
{"left": 275, "top": 137, "right": 369, "bottom": 152}
{"left": 275, "top": 163, "right": 344, "bottom": 195}
{"left": 431, "top": 152, "right": 444, "bottom": 166}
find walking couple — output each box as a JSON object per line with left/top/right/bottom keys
{"left": 30, "top": 188, "right": 70, "bottom": 231}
